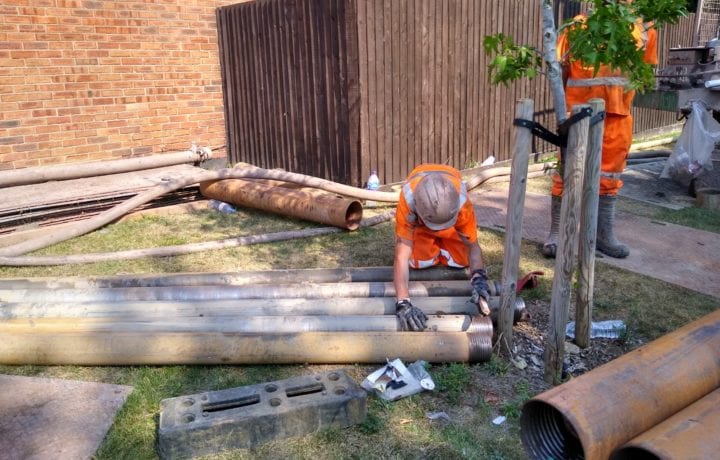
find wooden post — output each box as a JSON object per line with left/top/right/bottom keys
{"left": 544, "top": 104, "right": 589, "bottom": 385}
{"left": 497, "top": 99, "right": 533, "bottom": 355}
{"left": 575, "top": 99, "right": 604, "bottom": 348}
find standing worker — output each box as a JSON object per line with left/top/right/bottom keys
{"left": 542, "top": 4, "right": 658, "bottom": 259}
{"left": 393, "top": 164, "right": 490, "bottom": 331}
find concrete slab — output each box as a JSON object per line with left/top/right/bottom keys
{"left": 618, "top": 160, "right": 695, "bottom": 210}
{"left": 473, "top": 189, "right": 720, "bottom": 299}
{"left": 0, "top": 374, "right": 133, "bottom": 460}
{"left": 158, "top": 370, "right": 366, "bottom": 459}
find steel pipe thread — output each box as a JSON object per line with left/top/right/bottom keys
{"left": 466, "top": 316, "right": 494, "bottom": 335}
{"left": 467, "top": 332, "right": 493, "bottom": 363}
{"left": 520, "top": 400, "right": 584, "bottom": 460}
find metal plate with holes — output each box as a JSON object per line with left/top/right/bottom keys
{"left": 157, "top": 370, "right": 366, "bottom": 459}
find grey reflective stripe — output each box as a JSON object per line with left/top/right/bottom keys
{"left": 641, "top": 23, "right": 653, "bottom": 48}
{"left": 458, "top": 182, "right": 468, "bottom": 207}
{"left": 402, "top": 182, "right": 418, "bottom": 223}
{"left": 567, "top": 77, "right": 629, "bottom": 87}
{"left": 600, "top": 171, "right": 622, "bottom": 180}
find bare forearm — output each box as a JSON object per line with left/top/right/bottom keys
{"left": 393, "top": 237, "right": 412, "bottom": 300}
{"left": 468, "top": 242, "right": 485, "bottom": 274}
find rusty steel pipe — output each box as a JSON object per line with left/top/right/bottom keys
{"left": 200, "top": 178, "right": 363, "bottom": 230}
{"left": 0, "top": 266, "right": 470, "bottom": 289}
{"left": 0, "top": 296, "right": 521, "bottom": 320}
{"left": 520, "top": 309, "right": 720, "bottom": 460}
{"left": 0, "top": 314, "right": 492, "bottom": 334}
{"left": 0, "top": 331, "right": 492, "bottom": 365}
{"left": 0, "top": 280, "right": 476, "bottom": 303}
{"left": 0, "top": 149, "right": 214, "bottom": 188}
{"left": 0, "top": 297, "right": 479, "bottom": 319}
{"left": 611, "top": 388, "right": 720, "bottom": 460}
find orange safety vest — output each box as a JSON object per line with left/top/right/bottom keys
{"left": 395, "top": 164, "right": 478, "bottom": 269}
{"left": 558, "top": 15, "right": 658, "bottom": 116}
{"left": 552, "top": 15, "right": 659, "bottom": 197}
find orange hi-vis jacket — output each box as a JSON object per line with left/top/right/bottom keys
{"left": 395, "top": 164, "right": 477, "bottom": 269}
{"left": 552, "top": 15, "right": 658, "bottom": 197}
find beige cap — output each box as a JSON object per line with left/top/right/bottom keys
{"left": 414, "top": 173, "right": 460, "bottom": 230}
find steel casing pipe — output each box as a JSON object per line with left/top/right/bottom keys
{"left": 611, "top": 388, "right": 720, "bottom": 460}
{"left": 0, "top": 331, "right": 492, "bottom": 365}
{"left": 0, "top": 266, "right": 470, "bottom": 289}
{"left": 0, "top": 296, "right": 523, "bottom": 320}
{"left": 0, "top": 280, "right": 475, "bottom": 303}
{"left": 520, "top": 309, "right": 720, "bottom": 460}
{"left": 0, "top": 314, "right": 493, "bottom": 334}
{"left": 200, "top": 178, "right": 363, "bottom": 230}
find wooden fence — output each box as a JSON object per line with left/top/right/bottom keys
{"left": 217, "top": 0, "right": 699, "bottom": 186}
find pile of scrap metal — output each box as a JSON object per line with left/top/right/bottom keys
{"left": 0, "top": 267, "right": 531, "bottom": 366}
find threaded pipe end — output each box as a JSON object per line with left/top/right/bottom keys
{"left": 467, "top": 332, "right": 492, "bottom": 363}
{"left": 520, "top": 399, "right": 585, "bottom": 459}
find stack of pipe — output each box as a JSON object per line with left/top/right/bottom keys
{"left": 520, "top": 308, "right": 720, "bottom": 460}
{"left": 0, "top": 267, "right": 528, "bottom": 366}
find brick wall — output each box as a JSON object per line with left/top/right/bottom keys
{"left": 0, "top": 0, "right": 246, "bottom": 171}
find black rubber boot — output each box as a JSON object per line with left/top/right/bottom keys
{"left": 541, "top": 195, "right": 562, "bottom": 258}
{"left": 596, "top": 195, "right": 629, "bottom": 258}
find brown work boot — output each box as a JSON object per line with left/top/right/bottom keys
{"left": 596, "top": 195, "right": 629, "bottom": 258}
{"left": 541, "top": 195, "right": 562, "bottom": 258}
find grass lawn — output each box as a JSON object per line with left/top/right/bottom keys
{"left": 0, "top": 174, "right": 718, "bottom": 459}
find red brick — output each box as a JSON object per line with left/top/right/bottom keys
{"left": 0, "top": 1, "right": 228, "bottom": 170}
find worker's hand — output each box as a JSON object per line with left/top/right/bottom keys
{"left": 395, "top": 299, "right": 428, "bottom": 331}
{"left": 470, "top": 268, "right": 491, "bottom": 316}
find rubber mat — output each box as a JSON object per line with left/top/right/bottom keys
{"left": 0, "top": 374, "right": 133, "bottom": 460}
{"left": 472, "top": 189, "right": 720, "bottom": 299}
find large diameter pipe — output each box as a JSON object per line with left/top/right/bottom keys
{"left": 520, "top": 309, "right": 720, "bottom": 460}
{"left": 0, "top": 266, "right": 470, "bottom": 289}
{"left": 0, "top": 280, "right": 475, "bottom": 303}
{"left": 0, "top": 331, "right": 492, "bottom": 365}
{"left": 0, "top": 296, "right": 524, "bottom": 323}
{"left": 200, "top": 178, "right": 363, "bottom": 230}
{"left": 0, "top": 149, "right": 213, "bottom": 188}
{"left": 0, "top": 314, "right": 493, "bottom": 334}
{"left": 611, "top": 388, "right": 720, "bottom": 460}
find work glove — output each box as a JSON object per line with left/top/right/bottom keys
{"left": 470, "top": 268, "right": 491, "bottom": 316}
{"left": 396, "top": 298, "right": 428, "bottom": 331}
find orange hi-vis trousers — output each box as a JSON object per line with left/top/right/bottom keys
{"left": 408, "top": 225, "right": 469, "bottom": 269}
{"left": 552, "top": 113, "right": 633, "bottom": 197}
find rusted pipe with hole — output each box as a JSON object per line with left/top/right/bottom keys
{"left": 0, "top": 331, "right": 493, "bottom": 365}
{"left": 611, "top": 388, "right": 720, "bottom": 460}
{"left": 0, "top": 296, "right": 520, "bottom": 319}
{"left": 0, "top": 212, "right": 394, "bottom": 267}
{"left": 200, "top": 178, "right": 364, "bottom": 230}
{"left": 520, "top": 309, "right": 720, "bottom": 460}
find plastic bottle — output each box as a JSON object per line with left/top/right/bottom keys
{"left": 208, "top": 199, "right": 236, "bottom": 214}
{"left": 367, "top": 170, "right": 380, "bottom": 191}
{"left": 565, "top": 320, "right": 626, "bottom": 340}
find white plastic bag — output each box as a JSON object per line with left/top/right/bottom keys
{"left": 661, "top": 101, "right": 720, "bottom": 186}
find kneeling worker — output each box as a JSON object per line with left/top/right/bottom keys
{"left": 393, "top": 164, "right": 490, "bottom": 331}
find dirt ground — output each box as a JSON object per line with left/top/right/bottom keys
{"left": 492, "top": 299, "right": 633, "bottom": 397}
